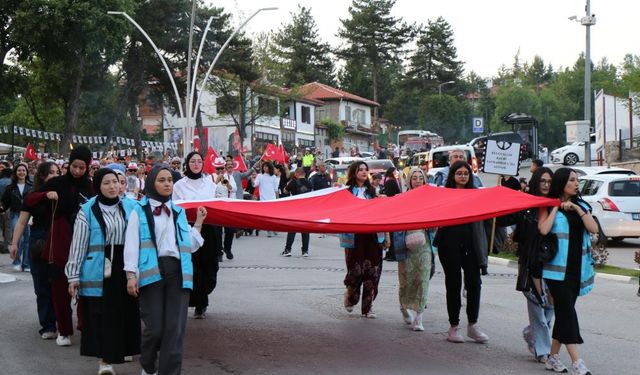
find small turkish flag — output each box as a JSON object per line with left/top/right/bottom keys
{"left": 25, "top": 143, "right": 37, "bottom": 160}
{"left": 278, "top": 144, "right": 289, "bottom": 164}
{"left": 203, "top": 146, "right": 218, "bottom": 174}
{"left": 261, "top": 143, "right": 279, "bottom": 162}
{"left": 233, "top": 154, "right": 247, "bottom": 172}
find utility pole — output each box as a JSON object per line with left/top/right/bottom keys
{"left": 583, "top": 0, "right": 595, "bottom": 166}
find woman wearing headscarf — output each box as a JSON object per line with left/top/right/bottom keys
{"left": 172, "top": 152, "right": 218, "bottom": 319}
{"left": 10, "top": 161, "right": 60, "bottom": 339}
{"left": 65, "top": 169, "right": 140, "bottom": 375}
{"left": 433, "top": 160, "right": 489, "bottom": 344}
{"left": 24, "top": 145, "right": 95, "bottom": 346}
{"left": 339, "top": 161, "right": 385, "bottom": 319}
{"left": 2, "top": 162, "right": 32, "bottom": 271}
{"left": 396, "top": 168, "right": 434, "bottom": 332}
{"left": 124, "top": 165, "right": 207, "bottom": 375}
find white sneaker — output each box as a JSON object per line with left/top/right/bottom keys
{"left": 56, "top": 335, "right": 72, "bottom": 346}
{"left": 571, "top": 359, "right": 591, "bottom": 375}
{"left": 41, "top": 331, "right": 57, "bottom": 340}
{"left": 412, "top": 312, "right": 424, "bottom": 332}
{"left": 447, "top": 325, "right": 465, "bottom": 343}
{"left": 141, "top": 370, "right": 157, "bottom": 375}
{"left": 362, "top": 310, "right": 377, "bottom": 319}
{"left": 401, "top": 308, "right": 413, "bottom": 325}
{"left": 343, "top": 289, "right": 353, "bottom": 313}
{"left": 98, "top": 362, "right": 116, "bottom": 375}
{"left": 467, "top": 323, "right": 489, "bottom": 343}
{"left": 13, "top": 264, "right": 22, "bottom": 272}
{"left": 545, "top": 354, "right": 568, "bottom": 373}
{"left": 124, "top": 356, "right": 133, "bottom": 362}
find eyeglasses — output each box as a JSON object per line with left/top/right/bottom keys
{"left": 540, "top": 179, "right": 552, "bottom": 186}
{"left": 215, "top": 167, "right": 224, "bottom": 171}
{"left": 455, "top": 172, "right": 470, "bottom": 177}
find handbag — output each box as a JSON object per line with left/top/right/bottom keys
{"left": 405, "top": 230, "right": 426, "bottom": 251}
{"left": 535, "top": 232, "right": 558, "bottom": 263}
{"left": 104, "top": 243, "right": 113, "bottom": 279}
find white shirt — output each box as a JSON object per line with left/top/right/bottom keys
{"left": 172, "top": 174, "right": 216, "bottom": 201}
{"left": 253, "top": 173, "right": 279, "bottom": 201}
{"left": 222, "top": 172, "right": 238, "bottom": 197}
{"left": 123, "top": 199, "right": 204, "bottom": 275}
{"left": 17, "top": 182, "right": 25, "bottom": 195}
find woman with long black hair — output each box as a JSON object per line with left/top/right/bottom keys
{"left": 172, "top": 151, "right": 218, "bottom": 319}
{"left": 340, "top": 161, "right": 385, "bottom": 318}
{"left": 538, "top": 167, "right": 598, "bottom": 375}
{"left": 2, "top": 163, "right": 32, "bottom": 271}
{"left": 10, "top": 161, "right": 60, "bottom": 339}
{"left": 434, "top": 160, "right": 489, "bottom": 344}
{"left": 65, "top": 168, "right": 140, "bottom": 375}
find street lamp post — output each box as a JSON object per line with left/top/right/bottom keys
{"left": 569, "top": 0, "right": 596, "bottom": 166}
{"left": 109, "top": 7, "right": 277, "bottom": 157}
{"left": 438, "top": 81, "right": 455, "bottom": 97}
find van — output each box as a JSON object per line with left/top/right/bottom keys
{"left": 427, "top": 145, "right": 478, "bottom": 174}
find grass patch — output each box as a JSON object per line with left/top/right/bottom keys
{"left": 594, "top": 264, "right": 640, "bottom": 278}
{"left": 491, "top": 252, "right": 640, "bottom": 279}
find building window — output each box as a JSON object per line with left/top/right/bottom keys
{"left": 282, "top": 132, "right": 295, "bottom": 144}
{"left": 217, "top": 95, "right": 238, "bottom": 115}
{"left": 298, "top": 138, "right": 314, "bottom": 148}
{"left": 344, "top": 105, "right": 351, "bottom": 122}
{"left": 301, "top": 105, "right": 311, "bottom": 124}
{"left": 258, "top": 96, "right": 278, "bottom": 117}
{"left": 354, "top": 109, "right": 365, "bottom": 124}
{"left": 316, "top": 108, "right": 326, "bottom": 120}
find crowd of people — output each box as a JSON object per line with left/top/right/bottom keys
{"left": 0, "top": 145, "right": 599, "bottom": 375}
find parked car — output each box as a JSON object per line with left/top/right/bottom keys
{"left": 571, "top": 166, "right": 636, "bottom": 177}
{"left": 426, "top": 145, "right": 479, "bottom": 183}
{"left": 551, "top": 134, "right": 597, "bottom": 165}
{"left": 324, "top": 157, "right": 363, "bottom": 166}
{"left": 401, "top": 151, "right": 429, "bottom": 179}
{"left": 579, "top": 174, "right": 640, "bottom": 242}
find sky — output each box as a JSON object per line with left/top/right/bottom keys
{"left": 208, "top": 0, "right": 638, "bottom": 78}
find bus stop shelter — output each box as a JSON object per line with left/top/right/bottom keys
{"left": 501, "top": 113, "right": 539, "bottom": 159}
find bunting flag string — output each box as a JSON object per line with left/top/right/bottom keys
{"left": 0, "top": 125, "right": 178, "bottom": 150}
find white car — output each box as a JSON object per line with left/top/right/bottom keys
{"left": 579, "top": 175, "right": 640, "bottom": 242}
{"left": 571, "top": 166, "right": 636, "bottom": 177}
{"left": 551, "top": 134, "right": 597, "bottom": 165}
{"left": 324, "top": 157, "right": 363, "bottom": 166}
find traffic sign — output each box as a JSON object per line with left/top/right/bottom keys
{"left": 472, "top": 117, "right": 484, "bottom": 134}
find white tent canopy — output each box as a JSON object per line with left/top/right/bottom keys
{"left": 0, "top": 142, "right": 26, "bottom": 155}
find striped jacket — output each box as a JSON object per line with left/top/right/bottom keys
{"left": 136, "top": 197, "right": 194, "bottom": 290}
{"left": 78, "top": 197, "right": 136, "bottom": 297}
{"left": 542, "top": 201, "right": 595, "bottom": 296}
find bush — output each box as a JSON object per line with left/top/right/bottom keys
{"left": 321, "top": 118, "right": 344, "bottom": 141}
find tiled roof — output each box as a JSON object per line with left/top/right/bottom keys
{"left": 300, "top": 82, "right": 380, "bottom": 107}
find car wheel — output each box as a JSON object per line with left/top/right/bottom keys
{"left": 609, "top": 237, "right": 625, "bottom": 244}
{"left": 564, "top": 153, "right": 578, "bottom": 165}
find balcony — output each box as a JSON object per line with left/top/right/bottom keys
{"left": 281, "top": 117, "right": 297, "bottom": 131}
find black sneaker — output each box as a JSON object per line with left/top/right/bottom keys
{"left": 194, "top": 307, "right": 207, "bottom": 319}
{"left": 225, "top": 250, "right": 234, "bottom": 260}
{"left": 302, "top": 251, "right": 309, "bottom": 258}
{"left": 281, "top": 249, "right": 291, "bottom": 257}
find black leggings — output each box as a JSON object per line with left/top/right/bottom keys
{"left": 438, "top": 245, "right": 482, "bottom": 326}
{"left": 545, "top": 279, "right": 583, "bottom": 344}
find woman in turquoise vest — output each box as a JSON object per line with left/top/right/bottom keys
{"left": 339, "top": 161, "right": 385, "bottom": 319}
{"left": 65, "top": 168, "right": 140, "bottom": 375}
{"left": 123, "top": 165, "right": 207, "bottom": 375}
{"left": 538, "top": 167, "right": 598, "bottom": 375}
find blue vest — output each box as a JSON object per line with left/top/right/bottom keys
{"left": 542, "top": 201, "right": 595, "bottom": 296}
{"left": 136, "top": 197, "right": 194, "bottom": 290}
{"left": 339, "top": 187, "right": 385, "bottom": 248}
{"left": 78, "top": 197, "right": 136, "bottom": 297}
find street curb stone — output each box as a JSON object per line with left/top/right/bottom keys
{"left": 488, "top": 256, "right": 638, "bottom": 283}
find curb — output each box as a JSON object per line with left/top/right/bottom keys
{"left": 488, "top": 256, "right": 639, "bottom": 284}
{"left": 0, "top": 272, "right": 17, "bottom": 284}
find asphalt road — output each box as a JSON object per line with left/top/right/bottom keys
{"left": 0, "top": 233, "right": 638, "bottom": 375}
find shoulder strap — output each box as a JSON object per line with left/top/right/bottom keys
{"left": 142, "top": 203, "right": 158, "bottom": 249}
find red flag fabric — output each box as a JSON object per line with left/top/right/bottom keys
{"left": 25, "top": 143, "right": 37, "bottom": 160}
{"left": 261, "top": 143, "right": 281, "bottom": 162}
{"left": 233, "top": 154, "right": 247, "bottom": 172}
{"left": 278, "top": 144, "right": 290, "bottom": 164}
{"left": 203, "top": 146, "right": 218, "bottom": 174}
{"left": 178, "top": 185, "right": 559, "bottom": 233}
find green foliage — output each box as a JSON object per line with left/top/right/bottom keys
{"left": 271, "top": 6, "right": 335, "bottom": 87}
{"left": 321, "top": 118, "right": 345, "bottom": 141}
{"left": 418, "top": 94, "right": 466, "bottom": 142}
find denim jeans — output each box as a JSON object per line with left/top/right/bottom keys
{"left": 524, "top": 297, "right": 554, "bottom": 357}
{"left": 10, "top": 212, "right": 30, "bottom": 269}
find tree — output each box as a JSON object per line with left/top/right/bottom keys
{"left": 417, "top": 94, "right": 467, "bottom": 142}
{"left": 337, "top": 0, "right": 414, "bottom": 120}
{"left": 271, "top": 5, "right": 335, "bottom": 87}
{"left": 11, "top": 0, "right": 131, "bottom": 155}
{"left": 407, "top": 17, "right": 463, "bottom": 92}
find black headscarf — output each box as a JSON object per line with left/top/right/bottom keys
{"left": 93, "top": 168, "right": 120, "bottom": 206}
{"left": 184, "top": 151, "right": 203, "bottom": 180}
{"left": 44, "top": 145, "right": 94, "bottom": 217}
{"left": 144, "top": 164, "right": 172, "bottom": 203}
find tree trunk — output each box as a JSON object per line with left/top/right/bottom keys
{"left": 238, "top": 85, "right": 247, "bottom": 156}
{"left": 372, "top": 61, "right": 379, "bottom": 122}
{"left": 61, "top": 56, "right": 85, "bottom": 156}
